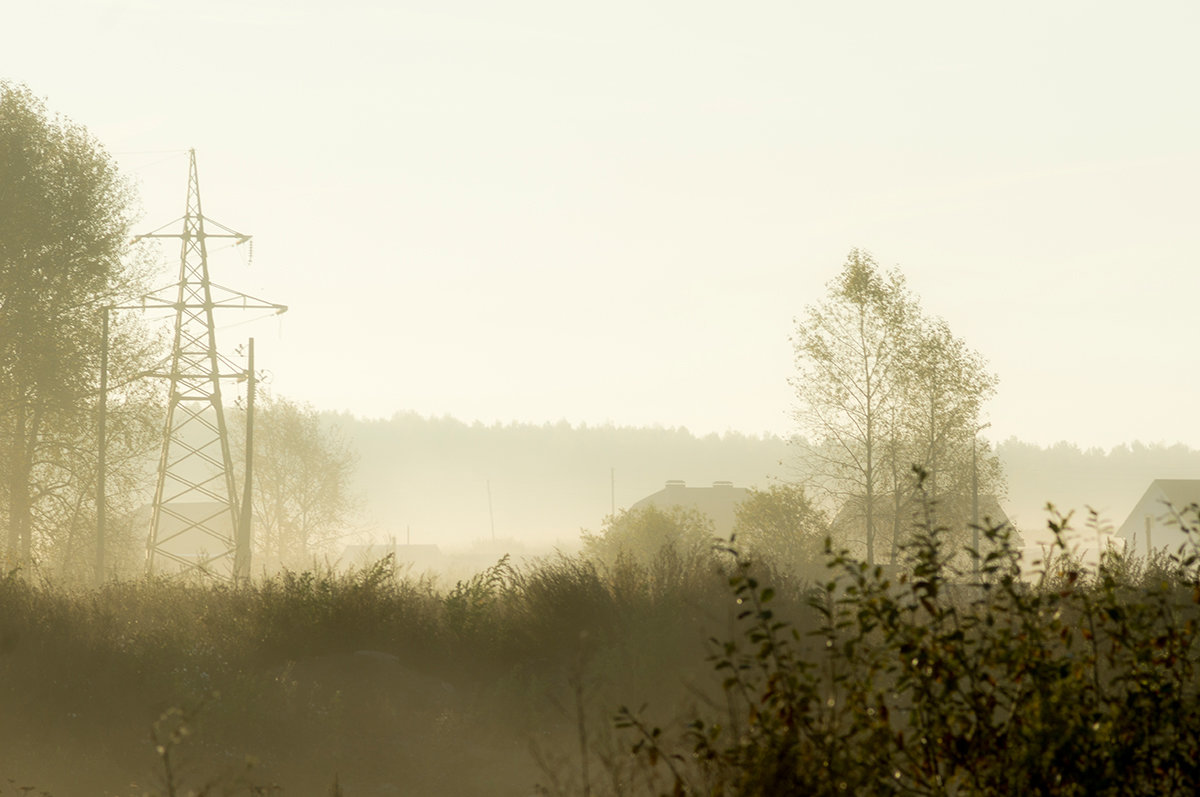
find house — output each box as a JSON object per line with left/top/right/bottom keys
{"left": 1116, "top": 479, "right": 1200, "bottom": 558}
{"left": 629, "top": 480, "right": 750, "bottom": 537}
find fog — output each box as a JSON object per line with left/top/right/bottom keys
{"left": 6, "top": 1, "right": 1200, "bottom": 448}
{"left": 5, "top": 1, "right": 1200, "bottom": 793}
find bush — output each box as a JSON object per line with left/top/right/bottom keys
{"left": 582, "top": 505, "right": 717, "bottom": 570}
{"left": 732, "top": 482, "right": 829, "bottom": 589}
{"left": 616, "top": 479, "right": 1200, "bottom": 796}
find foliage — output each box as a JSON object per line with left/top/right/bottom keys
{"left": 233, "top": 392, "right": 359, "bottom": 571}
{"left": 0, "top": 540, "right": 736, "bottom": 795}
{"left": 0, "top": 81, "right": 158, "bottom": 576}
{"left": 792, "top": 249, "right": 1000, "bottom": 565}
{"left": 444, "top": 553, "right": 516, "bottom": 639}
{"left": 581, "top": 504, "right": 717, "bottom": 570}
{"left": 791, "top": 249, "right": 912, "bottom": 565}
{"left": 724, "top": 482, "right": 830, "bottom": 595}
{"left": 616, "top": 475, "right": 1200, "bottom": 796}
{"left": 4, "top": 481, "right": 1199, "bottom": 795}
{"left": 732, "top": 484, "right": 827, "bottom": 561}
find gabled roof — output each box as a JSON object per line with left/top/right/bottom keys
{"left": 629, "top": 480, "right": 750, "bottom": 537}
{"left": 1116, "top": 479, "right": 1200, "bottom": 556}
{"left": 1147, "top": 479, "right": 1200, "bottom": 511}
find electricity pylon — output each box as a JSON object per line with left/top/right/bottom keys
{"left": 129, "top": 149, "right": 286, "bottom": 580}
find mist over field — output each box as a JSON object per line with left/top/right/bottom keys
{"left": 6, "top": 0, "right": 1200, "bottom": 793}
{"left": 340, "top": 411, "right": 1200, "bottom": 558}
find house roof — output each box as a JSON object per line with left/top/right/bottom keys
{"left": 629, "top": 480, "right": 750, "bottom": 536}
{"left": 1116, "top": 479, "right": 1200, "bottom": 553}
{"left": 1144, "top": 479, "right": 1200, "bottom": 511}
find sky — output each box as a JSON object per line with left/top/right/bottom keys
{"left": 5, "top": 0, "right": 1200, "bottom": 451}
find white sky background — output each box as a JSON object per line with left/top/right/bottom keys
{"left": 4, "top": 1, "right": 1200, "bottom": 450}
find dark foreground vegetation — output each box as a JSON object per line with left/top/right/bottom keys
{"left": 2, "top": 489, "right": 1198, "bottom": 796}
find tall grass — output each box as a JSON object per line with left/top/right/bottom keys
{"left": 2, "top": 493, "right": 1197, "bottom": 795}
{"left": 0, "top": 546, "right": 740, "bottom": 795}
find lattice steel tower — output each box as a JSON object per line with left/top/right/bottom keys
{"left": 132, "top": 150, "right": 285, "bottom": 580}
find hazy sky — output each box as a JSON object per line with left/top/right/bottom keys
{"left": 6, "top": 1, "right": 1200, "bottom": 450}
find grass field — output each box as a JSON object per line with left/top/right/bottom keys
{"left": 2, "top": 504, "right": 1198, "bottom": 795}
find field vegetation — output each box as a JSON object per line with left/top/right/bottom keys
{"left": 2, "top": 485, "right": 1198, "bottom": 795}
{"left": 4, "top": 79, "right": 1199, "bottom": 796}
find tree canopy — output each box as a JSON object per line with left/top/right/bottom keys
{"left": 235, "top": 392, "right": 359, "bottom": 571}
{"left": 732, "top": 482, "right": 829, "bottom": 580}
{"left": 791, "top": 249, "right": 1000, "bottom": 564}
{"left": 0, "top": 82, "right": 154, "bottom": 574}
{"left": 581, "top": 504, "right": 715, "bottom": 569}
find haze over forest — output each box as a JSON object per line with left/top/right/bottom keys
{"left": 7, "top": 1, "right": 1200, "bottom": 453}
{"left": 340, "top": 412, "right": 1200, "bottom": 555}
{"left": 6, "top": 3, "right": 1200, "bottom": 794}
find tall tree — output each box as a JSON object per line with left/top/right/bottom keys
{"left": 791, "top": 249, "right": 914, "bottom": 564}
{"left": 904, "top": 318, "right": 996, "bottom": 501}
{"left": 233, "top": 393, "right": 358, "bottom": 570}
{"left": 0, "top": 82, "right": 150, "bottom": 569}
{"left": 792, "top": 250, "right": 1000, "bottom": 565}
{"left": 898, "top": 317, "right": 1000, "bottom": 553}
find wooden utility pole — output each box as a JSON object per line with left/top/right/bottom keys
{"left": 235, "top": 337, "right": 256, "bottom": 581}
{"left": 95, "top": 307, "right": 109, "bottom": 584}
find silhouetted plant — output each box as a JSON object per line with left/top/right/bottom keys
{"left": 616, "top": 470, "right": 1200, "bottom": 796}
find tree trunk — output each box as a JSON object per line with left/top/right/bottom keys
{"left": 861, "top": 309, "right": 875, "bottom": 566}
{"left": 865, "top": 469, "right": 875, "bottom": 565}
{"left": 7, "top": 402, "right": 32, "bottom": 564}
{"left": 890, "top": 455, "right": 902, "bottom": 565}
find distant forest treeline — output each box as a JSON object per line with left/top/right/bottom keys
{"left": 331, "top": 411, "right": 1200, "bottom": 551}
{"left": 336, "top": 412, "right": 790, "bottom": 550}
{"left": 998, "top": 438, "right": 1200, "bottom": 536}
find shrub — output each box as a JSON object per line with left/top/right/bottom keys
{"left": 732, "top": 482, "right": 830, "bottom": 590}
{"left": 582, "top": 505, "right": 717, "bottom": 570}
{"left": 617, "top": 476, "right": 1200, "bottom": 796}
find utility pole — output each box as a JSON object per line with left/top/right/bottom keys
{"left": 120, "top": 150, "right": 285, "bottom": 581}
{"left": 235, "top": 338, "right": 256, "bottom": 581}
{"left": 95, "top": 308, "right": 110, "bottom": 584}
{"left": 971, "top": 422, "right": 990, "bottom": 580}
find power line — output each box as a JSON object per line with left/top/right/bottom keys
{"left": 99, "top": 149, "right": 286, "bottom": 583}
